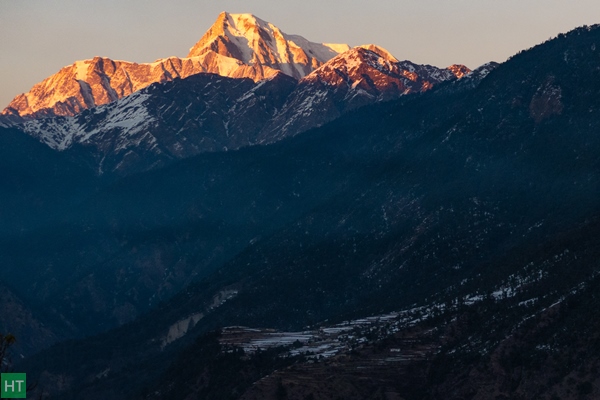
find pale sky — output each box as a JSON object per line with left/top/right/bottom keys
{"left": 1, "top": 0, "right": 599, "bottom": 108}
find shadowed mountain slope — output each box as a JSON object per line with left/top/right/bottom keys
{"left": 14, "top": 24, "right": 600, "bottom": 400}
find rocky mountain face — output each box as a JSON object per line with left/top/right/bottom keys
{"left": 1, "top": 12, "right": 472, "bottom": 176}
{"left": 12, "top": 47, "right": 471, "bottom": 176}
{"left": 0, "top": 12, "right": 349, "bottom": 121}
{"left": 19, "top": 73, "right": 298, "bottom": 175}
{"left": 12, "top": 23, "right": 600, "bottom": 400}
{"left": 258, "top": 45, "right": 471, "bottom": 143}
{"left": 187, "top": 12, "right": 350, "bottom": 80}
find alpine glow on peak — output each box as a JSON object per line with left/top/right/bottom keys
{"left": 1, "top": 12, "right": 350, "bottom": 121}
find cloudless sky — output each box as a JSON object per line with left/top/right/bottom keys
{"left": 1, "top": 0, "right": 599, "bottom": 107}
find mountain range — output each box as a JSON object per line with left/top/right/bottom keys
{"left": 1, "top": 12, "right": 472, "bottom": 175}
{"left": 1, "top": 12, "right": 349, "bottom": 121}
{"left": 1, "top": 11, "right": 599, "bottom": 400}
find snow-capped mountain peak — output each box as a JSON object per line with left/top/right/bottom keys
{"left": 302, "top": 45, "right": 470, "bottom": 94}
{"left": 187, "top": 11, "right": 350, "bottom": 80}
{"left": 1, "top": 12, "right": 349, "bottom": 120}
{"left": 357, "top": 44, "right": 400, "bottom": 62}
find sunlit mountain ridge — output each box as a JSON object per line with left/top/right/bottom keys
{"left": 1, "top": 11, "right": 469, "bottom": 125}
{"left": 0, "top": 12, "right": 348, "bottom": 120}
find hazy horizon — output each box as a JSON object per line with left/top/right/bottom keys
{"left": 1, "top": 0, "right": 599, "bottom": 108}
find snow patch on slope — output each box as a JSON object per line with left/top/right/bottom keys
{"left": 74, "top": 60, "right": 89, "bottom": 81}
{"left": 161, "top": 289, "right": 238, "bottom": 348}
{"left": 82, "top": 93, "right": 153, "bottom": 143}
{"left": 21, "top": 91, "right": 155, "bottom": 151}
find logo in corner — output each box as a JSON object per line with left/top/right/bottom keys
{"left": 1, "top": 373, "right": 26, "bottom": 399}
